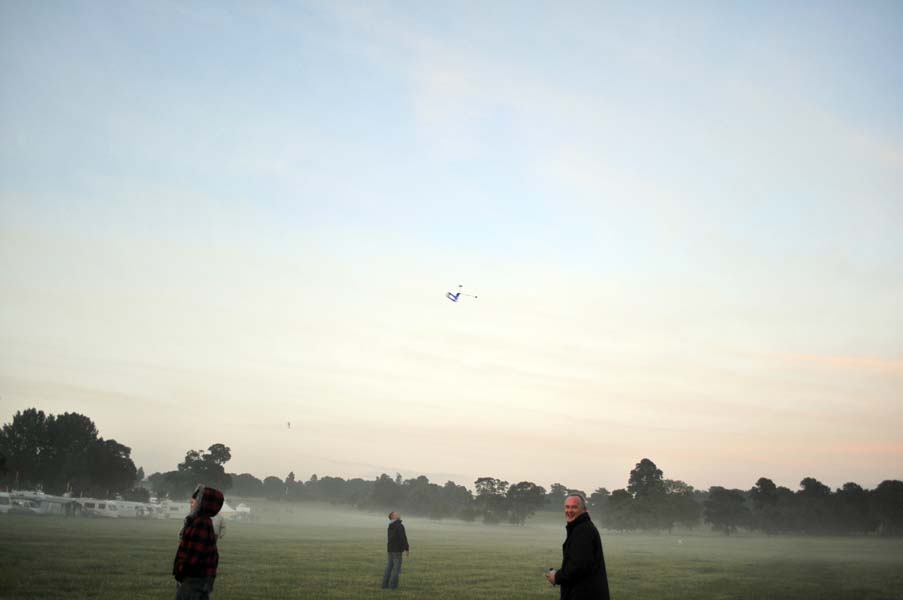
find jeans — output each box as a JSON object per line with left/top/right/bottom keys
{"left": 382, "top": 552, "right": 404, "bottom": 589}
{"left": 176, "top": 576, "right": 214, "bottom": 600}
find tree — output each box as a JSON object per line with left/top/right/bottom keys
{"left": 0, "top": 408, "right": 52, "bottom": 489}
{"left": 797, "top": 477, "right": 832, "bottom": 534}
{"left": 628, "top": 459, "right": 668, "bottom": 530}
{"left": 507, "top": 481, "right": 546, "bottom": 525}
{"left": 176, "top": 444, "right": 233, "bottom": 494}
{"left": 474, "top": 477, "right": 509, "bottom": 524}
{"left": 0, "top": 409, "right": 138, "bottom": 496}
{"left": 370, "top": 473, "right": 403, "bottom": 508}
{"left": 749, "top": 477, "right": 780, "bottom": 534}
{"left": 628, "top": 459, "right": 665, "bottom": 497}
{"left": 835, "top": 482, "right": 875, "bottom": 535}
{"left": 664, "top": 480, "right": 701, "bottom": 531}
{"left": 871, "top": 480, "right": 903, "bottom": 536}
{"left": 603, "top": 489, "right": 637, "bottom": 531}
{"left": 588, "top": 488, "right": 610, "bottom": 515}
{"left": 546, "top": 483, "right": 569, "bottom": 509}
{"left": 262, "top": 476, "right": 285, "bottom": 498}
{"left": 230, "top": 473, "right": 264, "bottom": 497}
{"left": 704, "top": 487, "right": 749, "bottom": 535}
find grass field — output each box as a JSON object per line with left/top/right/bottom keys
{"left": 2, "top": 501, "right": 902, "bottom": 599}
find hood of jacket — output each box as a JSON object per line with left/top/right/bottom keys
{"left": 190, "top": 484, "right": 224, "bottom": 518}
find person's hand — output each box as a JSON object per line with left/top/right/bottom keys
{"left": 545, "top": 570, "right": 556, "bottom": 585}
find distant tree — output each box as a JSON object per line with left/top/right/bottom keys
{"left": 173, "top": 444, "right": 233, "bottom": 495}
{"left": 0, "top": 408, "right": 53, "bottom": 489}
{"left": 0, "top": 409, "right": 138, "bottom": 496}
{"left": 704, "top": 487, "right": 749, "bottom": 535}
{"left": 749, "top": 477, "right": 780, "bottom": 534}
{"left": 664, "top": 480, "right": 701, "bottom": 531}
{"left": 441, "top": 481, "right": 474, "bottom": 518}
{"left": 603, "top": 489, "right": 637, "bottom": 531}
{"left": 229, "top": 473, "right": 264, "bottom": 497}
{"left": 546, "top": 483, "right": 569, "bottom": 509}
{"left": 136, "top": 467, "right": 145, "bottom": 482}
{"left": 262, "top": 475, "right": 285, "bottom": 498}
{"left": 871, "top": 480, "right": 903, "bottom": 536}
{"left": 402, "top": 476, "right": 443, "bottom": 517}
{"left": 507, "top": 481, "right": 546, "bottom": 525}
{"left": 588, "top": 488, "right": 610, "bottom": 515}
{"left": 123, "top": 486, "right": 151, "bottom": 502}
{"left": 834, "top": 482, "right": 875, "bottom": 535}
{"left": 628, "top": 459, "right": 665, "bottom": 498}
{"left": 628, "top": 459, "right": 668, "bottom": 530}
{"left": 797, "top": 477, "right": 832, "bottom": 534}
{"left": 474, "top": 477, "right": 509, "bottom": 524}
{"left": 81, "top": 439, "right": 138, "bottom": 497}
{"left": 370, "top": 473, "right": 403, "bottom": 508}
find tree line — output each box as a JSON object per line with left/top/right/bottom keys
{"left": 0, "top": 408, "right": 145, "bottom": 500}
{"left": 2, "top": 409, "right": 901, "bottom": 535}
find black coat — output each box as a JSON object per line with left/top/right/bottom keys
{"left": 557, "top": 512, "right": 610, "bottom": 600}
{"left": 387, "top": 519, "right": 409, "bottom": 553}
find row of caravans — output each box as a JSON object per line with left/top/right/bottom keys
{"left": 0, "top": 491, "right": 250, "bottom": 520}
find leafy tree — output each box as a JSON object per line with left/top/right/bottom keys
{"left": 834, "top": 482, "right": 875, "bottom": 535}
{"left": 603, "top": 489, "right": 637, "bottom": 531}
{"left": 628, "top": 459, "right": 669, "bottom": 530}
{"left": 871, "top": 480, "right": 903, "bottom": 536}
{"left": 796, "top": 477, "right": 832, "bottom": 533}
{"left": 588, "top": 488, "right": 610, "bottom": 515}
{"left": 262, "top": 475, "right": 285, "bottom": 498}
{"left": 663, "top": 480, "right": 701, "bottom": 531}
{"left": 749, "top": 477, "right": 780, "bottom": 534}
{"left": 546, "top": 483, "right": 569, "bottom": 509}
{"left": 370, "top": 473, "right": 403, "bottom": 508}
{"left": 704, "top": 487, "right": 749, "bottom": 535}
{"left": 474, "top": 477, "right": 509, "bottom": 524}
{"left": 507, "top": 481, "right": 546, "bottom": 525}
{"left": 0, "top": 408, "right": 52, "bottom": 489}
{"left": 628, "top": 459, "right": 665, "bottom": 498}
{"left": 0, "top": 409, "right": 137, "bottom": 496}
{"left": 229, "top": 473, "right": 264, "bottom": 497}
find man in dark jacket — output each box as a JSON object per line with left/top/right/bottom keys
{"left": 173, "top": 484, "right": 224, "bottom": 600}
{"left": 381, "top": 511, "right": 410, "bottom": 589}
{"left": 546, "top": 494, "right": 610, "bottom": 600}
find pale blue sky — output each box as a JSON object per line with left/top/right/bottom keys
{"left": 1, "top": 1, "right": 901, "bottom": 492}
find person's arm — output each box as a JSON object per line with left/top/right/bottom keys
{"left": 554, "top": 526, "right": 595, "bottom": 587}
{"left": 401, "top": 524, "right": 410, "bottom": 553}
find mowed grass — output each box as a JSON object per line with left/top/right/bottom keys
{"left": 1, "top": 502, "right": 902, "bottom": 599}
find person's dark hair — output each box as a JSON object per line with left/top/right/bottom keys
{"left": 388, "top": 512, "right": 393, "bottom": 519}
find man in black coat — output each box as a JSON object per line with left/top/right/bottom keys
{"left": 381, "top": 511, "right": 409, "bottom": 589}
{"left": 546, "top": 494, "right": 610, "bottom": 599}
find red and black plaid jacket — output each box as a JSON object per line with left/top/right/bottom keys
{"left": 173, "top": 485, "right": 224, "bottom": 581}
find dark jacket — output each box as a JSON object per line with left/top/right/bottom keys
{"left": 557, "top": 512, "right": 610, "bottom": 600}
{"left": 173, "top": 485, "right": 224, "bottom": 582}
{"left": 387, "top": 519, "right": 409, "bottom": 553}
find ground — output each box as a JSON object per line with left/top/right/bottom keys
{"left": 1, "top": 501, "right": 901, "bottom": 599}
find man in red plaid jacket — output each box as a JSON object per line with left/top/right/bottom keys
{"left": 173, "top": 484, "right": 224, "bottom": 600}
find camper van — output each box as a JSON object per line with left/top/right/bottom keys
{"left": 78, "top": 499, "right": 119, "bottom": 518}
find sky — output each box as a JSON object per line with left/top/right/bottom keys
{"left": 1, "top": 0, "right": 901, "bottom": 494}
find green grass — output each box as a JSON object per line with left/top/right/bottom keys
{"left": 1, "top": 502, "right": 902, "bottom": 599}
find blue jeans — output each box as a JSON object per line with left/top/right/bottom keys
{"left": 176, "top": 576, "right": 214, "bottom": 600}
{"left": 382, "top": 552, "right": 403, "bottom": 589}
